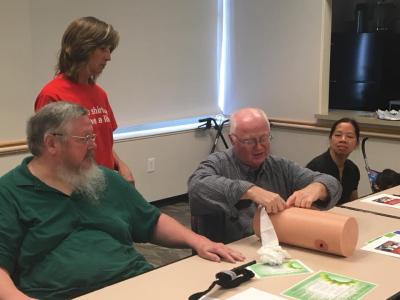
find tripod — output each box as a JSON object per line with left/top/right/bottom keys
{"left": 198, "top": 117, "right": 230, "bottom": 154}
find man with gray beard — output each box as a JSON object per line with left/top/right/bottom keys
{"left": 0, "top": 102, "right": 245, "bottom": 300}
{"left": 56, "top": 146, "right": 106, "bottom": 205}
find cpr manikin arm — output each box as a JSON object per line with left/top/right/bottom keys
{"left": 253, "top": 206, "right": 358, "bottom": 257}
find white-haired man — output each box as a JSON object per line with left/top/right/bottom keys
{"left": 188, "top": 108, "right": 341, "bottom": 243}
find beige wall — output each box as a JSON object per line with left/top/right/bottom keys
{"left": 113, "top": 129, "right": 228, "bottom": 201}
{"left": 1, "top": 1, "right": 33, "bottom": 141}
{"left": 224, "top": 0, "right": 332, "bottom": 121}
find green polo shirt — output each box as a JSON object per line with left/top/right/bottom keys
{"left": 0, "top": 157, "right": 161, "bottom": 299}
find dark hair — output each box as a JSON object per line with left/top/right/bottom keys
{"left": 329, "top": 118, "right": 360, "bottom": 143}
{"left": 57, "top": 16, "right": 119, "bottom": 84}
{"left": 27, "top": 102, "right": 88, "bottom": 156}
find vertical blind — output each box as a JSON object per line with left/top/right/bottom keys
{"left": 1, "top": 0, "right": 222, "bottom": 141}
{"left": 223, "top": 0, "right": 328, "bottom": 122}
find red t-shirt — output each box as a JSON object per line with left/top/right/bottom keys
{"left": 35, "top": 74, "right": 118, "bottom": 170}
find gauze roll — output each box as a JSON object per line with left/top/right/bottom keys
{"left": 257, "top": 207, "right": 290, "bottom": 265}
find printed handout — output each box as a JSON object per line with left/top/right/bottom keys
{"left": 362, "top": 230, "right": 400, "bottom": 258}
{"left": 248, "top": 259, "right": 312, "bottom": 278}
{"left": 282, "top": 271, "right": 375, "bottom": 300}
{"left": 360, "top": 194, "right": 400, "bottom": 209}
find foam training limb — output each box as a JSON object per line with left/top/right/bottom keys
{"left": 253, "top": 207, "right": 358, "bottom": 257}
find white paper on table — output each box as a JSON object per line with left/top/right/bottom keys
{"left": 226, "top": 287, "right": 286, "bottom": 300}
{"left": 360, "top": 193, "right": 400, "bottom": 209}
{"left": 361, "top": 230, "right": 400, "bottom": 258}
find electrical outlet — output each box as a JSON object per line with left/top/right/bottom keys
{"left": 147, "top": 157, "right": 155, "bottom": 173}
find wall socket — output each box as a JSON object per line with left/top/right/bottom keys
{"left": 147, "top": 157, "right": 156, "bottom": 173}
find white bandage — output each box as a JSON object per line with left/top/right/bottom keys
{"left": 258, "top": 207, "right": 290, "bottom": 265}
{"left": 257, "top": 245, "right": 290, "bottom": 266}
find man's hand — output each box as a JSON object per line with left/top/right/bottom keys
{"left": 192, "top": 236, "right": 246, "bottom": 263}
{"left": 286, "top": 182, "right": 327, "bottom": 208}
{"left": 152, "top": 214, "right": 245, "bottom": 263}
{"left": 242, "top": 186, "right": 286, "bottom": 214}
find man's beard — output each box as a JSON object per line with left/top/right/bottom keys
{"left": 57, "top": 157, "right": 106, "bottom": 204}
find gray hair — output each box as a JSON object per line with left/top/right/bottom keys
{"left": 27, "top": 102, "right": 88, "bottom": 156}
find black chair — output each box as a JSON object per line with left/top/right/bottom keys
{"left": 191, "top": 212, "right": 226, "bottom": 243}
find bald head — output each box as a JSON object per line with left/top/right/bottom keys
{"left": 229, "top": 108, "right": 270, "bottom": 135}
{"left": 228, "top": 108, "right": 271, "bottom": 169}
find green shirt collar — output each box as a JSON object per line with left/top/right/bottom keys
{"left": 14, "top": 156, "right": 62, "bottom": 193}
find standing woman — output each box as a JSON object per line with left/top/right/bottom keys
{"left": 306, "top": 118, "right": 360, "bottom": 205}
{"left": 35, "top": 16, "right": 134, "bottom": 184}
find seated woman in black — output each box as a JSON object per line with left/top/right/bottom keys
{"left": 307, "top": 118, "right": 360, "bottom": 205}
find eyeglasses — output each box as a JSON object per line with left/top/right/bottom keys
{"left": 51, "top": 133, "right": 96, "bottom": 144}
{"left": 231, "top": 133, "right": 272, "bottom": 147}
